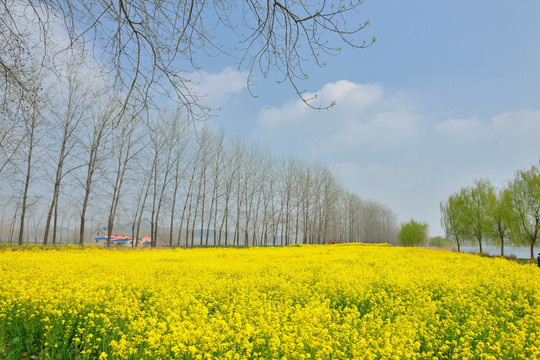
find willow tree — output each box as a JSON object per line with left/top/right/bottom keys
{"left": 440, "top": 191, "right": 469, "bottom": 253}
{"left": 486, "top": 187, "right": 514, "bottom": 257}
{"left": 508, "top": 164, "right": 540, "bottom": 259}
{"left": 459, "top": 180, "right": 492, "bottom": 254}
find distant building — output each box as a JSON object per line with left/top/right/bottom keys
{"left": 94, "top": 234, "right": 152, "bottom": 247}
{"left": 328, "top": 239, "right": 342, "bottom": 245}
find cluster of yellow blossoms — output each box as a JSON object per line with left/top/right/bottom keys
{"left": 0, "top": 244, "right": 539, "bottom": 359}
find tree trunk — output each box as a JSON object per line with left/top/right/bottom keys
{"left": 200, "top": 171, "right": 207, "bottom": 246}
{"left": 9, "top": 205, "right": 19, "bottom": 245}
{"left": 177, "top": 193, "right": 190, "bottom": 247}
{"left": 43, "top": 183, "right": 60, "bottom": 246}
{"left": 478, "top": 237, "right": 483, "bottom": 254}
{"left": 52, "top": 201, "right": 58, "bottom": 246}
{"left": 169, "top": 166, "right": 180, "bottom": 246}
{"left": 106, "top": 218, "right": 114, "bottom": 248}
{"left": 79, "top": 150, "right": 95, "bottom": 246}
{"left": 18, "top": 119, "right": 35, "bottom": 246}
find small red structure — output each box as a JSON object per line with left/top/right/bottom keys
{"left": 140, "top": 237, "right": 152, "bottom": 247}
{"left": 94, "top": 234, "right": 152, "bottom": 247}
{"left": 328, "top": 239, "right": 342, "bottom": 245}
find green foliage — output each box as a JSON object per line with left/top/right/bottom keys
{"left": 440, "top": 191, "right": 469, "bottom": 252}
{"left": 443, "top": 179, "right": 510, "bottom": 254}
{"left": 398, "top": 219, "right": 428, "bottom": 247}
{"left": 507, "top": 164, "right": 540, "bottom": 258}
{"left": 485, "top": 187, "right": 514, "bottom": 256}
{"left": 428, "top": 236, "right": 451, "bottom": 247}
{"left": 460, "top": 179, "right": 494, "bottom": 253}
{"left": 441, "top": 161, "right": 540, "bottom": 258}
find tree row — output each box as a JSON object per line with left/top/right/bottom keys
{"left": 0, "top": 56, "right": 398, "bottom": 248}
{"left": 440, "top": 163, "right": 540, "bottom": 259}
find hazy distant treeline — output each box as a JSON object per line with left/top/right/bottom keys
{"left": 0, "top": 59, "right": 397, "bottom": 248}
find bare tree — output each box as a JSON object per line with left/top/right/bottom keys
{"left": 196, "top": 127, "right": 214, "bottom": 246}
{"left": 249, "top": 148, "right": 270, "bottom": 246}
{"left": 16, "top": 92, "right": 42, "bottom": 246}
{"left": 1, "top": 0, "right": 373, "bottom": 118}
{"left": 233, "top": 142, "right": 248, "bottom": 246}
{"left": 259, "top": 157, "right": 277, "bottom": 246}
{"left": 216, "top": 138, "right": 242, "bottom": 246}
{"left": 277, "top": 157, "right": 297, "bottom": 245}
{"left": 133, "top": 163, "right": 152, "bottom": 248}
{"left": 240, "top": 147, "right": 260, "bottom": 246}
{"left": 104, "top": 115, "right": 142, "bottom": 247}
{"left": 167, "top": 118, "right": 190, "bottom": 247}
{"left": 179, "top": 142, "right": 202, "bottom": 247}
{"left": 43, "top": 61, "right": 91, "bottom": 246}
{"left": 148, "top": 114, "right": 180, "bottom": 247}
{"left": 78, "top": 97, "right": 116, "bottom": 245}
{"left": 0, "top": 27, "right": 46, "bottom": 245}
{"left": 205, "top": 129, "right": 225, "bottom": 246}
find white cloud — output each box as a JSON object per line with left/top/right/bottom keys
{"left": 250, "top": 79, "right": 540, "bottom": 237}
{"left": 434, "top": 110, "right": 540, "bottom": 142}
{"left": 434, "top": 117, "right": 482, "bottom": 136}
{"left": 255, "top": 100, "right": 310, "bottom": 136}
{"left": 254, "top": 80, "right": 422, "bottom": 157}
{"left": 190, "top": 67, "right": 248, "bottom": 106}
{"left": 255, "top": 81, "right": 384, "bottom": 137}
{"left": 490, "top": 109, "right": 540, "bottom": 136}
{"left": 310, "top": 80, "right": 384, "bottom": 108}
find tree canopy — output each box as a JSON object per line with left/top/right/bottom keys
{"left": 507, "top": 164, "right": 540, "bottom": 259}
{"left": 0, "top": 0, "right": 374, "bottom": 119}
{"left": 440, "top": 161, "right": 540, "bottom": 258}
{"left": 398, "top": 219, "right": 428, "bottom": 247}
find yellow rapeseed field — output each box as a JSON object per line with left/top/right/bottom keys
{"left": 0, "top": 244, "right": 539, "bottom": 360}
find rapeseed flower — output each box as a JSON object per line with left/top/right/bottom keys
{"left": 0, "top": 244, "right": 538, "bottom": 359}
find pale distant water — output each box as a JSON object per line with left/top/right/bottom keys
{"left": 460, "top": 245, "right": 540, "bottom": 259}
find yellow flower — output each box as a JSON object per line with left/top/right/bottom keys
{"left": 0, "top": 245, "right": 538, "bottom": 359}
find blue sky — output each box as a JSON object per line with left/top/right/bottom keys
{"left": 192, "top": 1, "right": 540, "bottom": 236}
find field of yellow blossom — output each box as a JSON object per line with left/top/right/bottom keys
{"left": 0, "top": 244, "right": 539, "bottom": 360}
